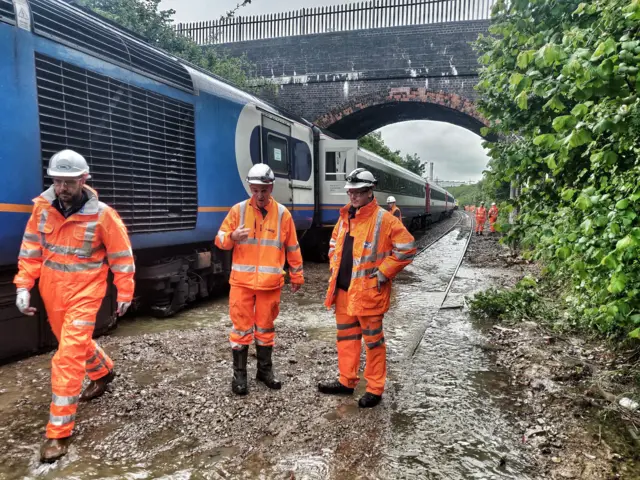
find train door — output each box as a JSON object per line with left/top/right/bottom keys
{"left": 425, "top": 183, "right": 431, "bottom": 215}
{"left": 261, "top": 114, "right": 294, "bottom": 207}
{"left": 318, "top": 136, "right": 358, "bottom": 224}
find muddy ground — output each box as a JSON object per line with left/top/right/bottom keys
{"left": 0, "top": 212, "right": 637, "bottom": 479}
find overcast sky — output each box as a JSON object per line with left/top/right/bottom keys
{"left": 160, "top": 0, "right": 489, "bottom": 182}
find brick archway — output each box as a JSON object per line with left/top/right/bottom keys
{"left": 314, "top": 88, "right": 489, "bottom": 139}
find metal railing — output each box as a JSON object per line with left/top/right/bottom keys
{"left": 175, "top": 0, "right": 497, "bottom": 45}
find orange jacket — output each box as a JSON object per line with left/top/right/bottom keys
{"left": 488, "top": 206, "right": 499, "bottom": 219}
{"left": 389, "top": 205, "right": 402, "bottom": 221}
{"left": 215, "top": 197, "right": 304, "bottom": 290}
{"left": 476, "top": 206, "right": 487, "bottom": 221}
{"left": 325, "top": 199, "right": 416, "bottom": 316}
{"left": 14, "top": 186, "right": 135, "bottom": 302}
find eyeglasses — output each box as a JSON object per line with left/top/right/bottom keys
{"left": 346, "top": 189, "right": 371, "bottom": 197}
{"left": 53, "top": 178, "right": 80, "bottom": 187}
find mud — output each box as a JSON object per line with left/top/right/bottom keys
{"left": 1, "top": 212, "right": 627, "bottom": 479}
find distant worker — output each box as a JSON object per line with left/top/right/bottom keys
{"left": 475, "top": 201, "right": 487, "bottom": 235}
{"left": 488, "top": 202, "right": 499, "bottom": 233}
{"left": 14, "top": 149, "right": 135, "bottom": 463}
{"left": 215, "top": 163, "right": 304, "bottom": 396}
{"left": 386, "top": 195, "right": 402, "bottom": 220}
{"left": 318, "top": 168, "right": 416, "bottom": 408}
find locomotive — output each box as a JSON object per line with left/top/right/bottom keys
{"left": 0, "top": 0, "right": 455, "bottom": 360}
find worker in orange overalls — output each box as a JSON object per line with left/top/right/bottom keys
{"left": 318, "top": 168, "right": 416, "bottom": 408}
{"left": 488, "top": 202, "right": 499, "bottom": 233}
{"left": 215, "top": 163, "right": 304, "bottom": 396}
{"left": 475, "top": 201, "right": 487, "bottom": 235}
{"left": 386, "top": 195, "right": 402, "bottom": 221}
{"left": 15, "top": 149, "right": 135, "bottom": 463}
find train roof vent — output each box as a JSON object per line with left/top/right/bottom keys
{"left": 0, "top": 0, "right": 15, "bottom": 24}
{"left": 28, "top": 0, "right": 194, "bottom": 93}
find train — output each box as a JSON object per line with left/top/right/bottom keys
{"left": 0, "top": 0, "right": 455, "bottom": 361}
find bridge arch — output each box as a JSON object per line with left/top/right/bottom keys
{"left": 314, "top": 88, "right": 489, "bottom": 139}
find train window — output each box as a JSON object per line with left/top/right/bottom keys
{"left": 292, "top": 141, "right": 312, "bottom": 182}
{"left": 266, "top": 133, "right": 289, "bottom": 175}
{"left": 325, "top": 151, "right": 348, "bottom": 181}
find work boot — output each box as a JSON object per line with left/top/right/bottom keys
{"left": 232, "top": 346, "right": 248, "bottom": 395}
{"left": 256, "top": 345, "right": 282, "bottom": 390}
{"left": 80, "top": 369, "right": 115, "bottom": 402}
{"left": 40, "top": 437, "right": 72, "bottom": 463}
{"left": 317, "top": 379, "right": 354, "bottom": 395}
{"left": 358, "top": 392, "right": 382, "bottom": 408}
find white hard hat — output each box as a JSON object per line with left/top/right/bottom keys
{"left": 387, "top": 196, "right": 396, "bottom": 203}
{"left": 492, "top": 202, "right": 496, "bottom": 206}
{"left": 246, "top": 163, "right": 275, "bottom": 185}
{"left": 48, "top": 149, "right": 91, "bottom": 179}
{"left": 344, "top": 168, "right": 377, "bottom": 189}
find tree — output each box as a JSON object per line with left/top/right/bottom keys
{"left": 74, "top": 0, "right": 255, "bottom": 88}
{"left": 359, "top": 132, "right": 426, "bottom": 176}
{"left": 475, "top": 0, "right": 640, "bottom": 338}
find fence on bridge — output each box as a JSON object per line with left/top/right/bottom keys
{"left": 175, "top": 0, "right": 497, "bottom": 45}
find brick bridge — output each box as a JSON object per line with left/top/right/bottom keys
{"left": 177, "top": 0, "right": 495, "bottom": 139}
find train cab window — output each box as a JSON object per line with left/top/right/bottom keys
{"left": 325, "top": 151, "right": 348, "bottom": 181}
{"left": 266, "top": 133, "right": 289, "bottom": 175}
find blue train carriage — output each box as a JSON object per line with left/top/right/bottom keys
{"left": 0, "top": 0, "right": 320, "bottom": 360}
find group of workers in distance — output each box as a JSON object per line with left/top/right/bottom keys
{"left": 14, "top": 150, "right": 417, "bottom": 464}
{"left": 465, "top": 201, "right": 499, "bottom": 235}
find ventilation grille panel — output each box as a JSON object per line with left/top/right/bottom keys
{"left": 29, "top": 0, "right": 193, "bottom": 92}
{"left": 35, "top": 53, "right": 197, "bottom": 234}
{"left": 0, "top": 0, "right": 15, "bottom": 24}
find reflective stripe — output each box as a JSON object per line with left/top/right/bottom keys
{"left": 363, "top": 327, "right": 383, "bottom": 336}
{"left": 286, "top": 244, "right": 300, "bottom": 252}
{"left": 78, "top": 221, "right": 98, "bottom": 257}
{"left": 38, "top": 209, "right": 49, "bottom": 233}
{"left": 393, "top": 251, "right": 415, "bottom": 261}
{"left": 353, "top": 250, "right": 391, "bottom": 267}
{"left": 231, "top": 341, "right": 248, "bottom": 350}
{"left": 366, "top": 337, "right": 385, "bottom": 349}
{"left": 255, "top": 338, "right": 271, "bottom": 346}
{"left": 52, "top": 394, "right": 78, "bottom": 407}
{"left": 329, "top": 239, "right": 336, "bottom": 246}
{"left": 237, "top": 238, "right": 259, "bottom": 245}
{"left": 393, "top": 242, "right": 415, "bottom": 251}
{"left": 258, "top": 266, "right": 282, "bottom": 274}
{"left": 289, "top": 265, "right": 303, "bottom": 274}
{"left": 276, "top": 204, "right": 285, "bottom": 247}
{"left": 44, "top": 241, "right": 104, "bottom": 256}
{"left": 110, "top": 264, "right": 135, "bottom": 273}
{"left": 232, "top": 264, "right": 256, "bottom": 273}
{"left": 72, "top": 320, "right": 95, "bottom": 327}
{"left": 217, "top": 230, "right": 226, "bottom": 245}
{"left": 108, "top": 250, "right": 132, "bottom": 260}
{"left": 232, "top": 326, "right": 254, "bottom": 337}
{"left": 328, "top": 248, "right": 335, "bottom": 257}
{"left": 262, "top": 239, "right": 283, "bottom": 248}
{"left": 44, "top": 259, "right": 104, "bottom": 272}
{"left": 336, "top": 321, "right": 360, "bottom": 330}
{"left": 49, "top": 414, "right": 75, "bottom": 426}
{"left": 370, "top": 209, "right": 385, "bottom": 256}
{"left": 23, "top": 232, "right": 40, "bottom": 243}
{"left": 256, "top": 326, "right": 275, "bottom": 333}
{"left": 239, "top": 200, "right": 248, "bottom": 228}
{"left": 352, "top": 267, "right": 377, "bottom": 279}
{"left": 19, "top": 249, "right": 42, "bottom": 258}
{"left": 337, "top": 334, "right": 362, "bottom": 341}
{"left": 87, "top": 363, "right": 105, "bottom": 373}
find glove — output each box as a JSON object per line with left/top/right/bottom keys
{"left": 369, "top": 269, "right": 388, "bottom": 293}
{"left": 116, "top": 301, "right": 131, "bottom": 317}
{"left": 16, "top": 288, "right": 36, "bottom": 316}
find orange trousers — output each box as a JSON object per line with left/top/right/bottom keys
{"left": 229, "top": 285, "right": 281, "bottom": 349}
{"left": 334, "top": 289, "right": 386, "bottom": 395}
{"left": 489, "top": 217, "right": 497, "bottom": 232}
{"left": 42, "top": 289, "right": 113, "bottom": 439}
{"left": 475, "top": 217, "right": 486, "bottom": 233}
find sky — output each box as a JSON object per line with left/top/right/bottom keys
{"left": 160, "top": 0, "right": 489, "bottom": 183}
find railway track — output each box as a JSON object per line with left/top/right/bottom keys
{"left": 408, "top": 211, "right": 475, "bottom": 357}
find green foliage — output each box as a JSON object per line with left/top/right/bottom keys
{"left": 469, "top": 276, "right": 555, "bottom": 324}
{"left": 75, "top": 0, "right": 255, "bottom": 88}
{"left": 358, "top": 132, "right": 426, "bottom": 176}
{"left": 475, "top": 0, "right": 640, "bottom": 338}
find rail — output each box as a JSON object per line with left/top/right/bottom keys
{"left": 175, "top": 0, "right": 497, "bottom": 45}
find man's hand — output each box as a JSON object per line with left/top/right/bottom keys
{"left": 291, "top": 283, "right": 302, "bottom": 293}
{"left": 369, "top": 269, "right": 388, "bottom": 293}
{"left": 16, "top": 288, "right": 36, "bottom": 316}
{"left": 117, "top": 301, "right": 131, "bottom": 317}
{"left": 230, "top": 224, "right": 250, "bottom": 242}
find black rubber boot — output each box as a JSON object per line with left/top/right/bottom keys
{"left": 358, "top": 392, "right": 382, "bottom": 408}
{"left": 232, "top": 346, "right": 248, "bottom": 395}
{"left": 317, "top": 379, "right": 354, "bottom": 395}
{"left": 256, "top": 345, "right": 282, "bottom": 390}
{"left": 40, "top": 437, "right": 72, "bottom": 463}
